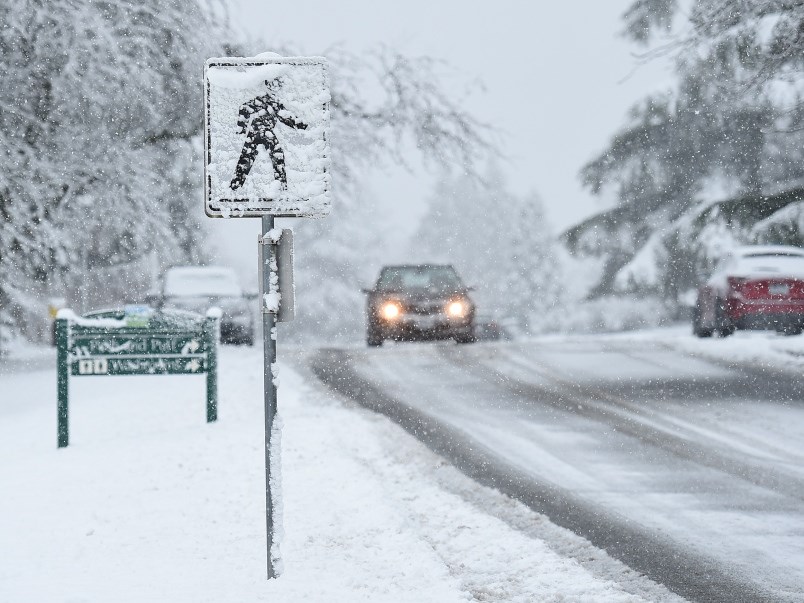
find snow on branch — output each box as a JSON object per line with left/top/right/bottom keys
{"left": 326, "top": 46, "right": 496, "bottom": 185}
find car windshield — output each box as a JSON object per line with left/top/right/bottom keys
{"left": 376, "top": 266, "right": 464, "bottom": 292}
{"left": 164, "top": 268, "right": 243, "bottom": 297}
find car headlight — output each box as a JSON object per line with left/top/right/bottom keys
{"left": 380, "top": 301, "right": 402, "bottom": 321}
{"left": 446, "top": 300, "right": 467, "bottom": 318}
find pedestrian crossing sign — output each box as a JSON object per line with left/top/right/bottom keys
{"left": 204, "top": 55, "right": 331, "bottom": 218}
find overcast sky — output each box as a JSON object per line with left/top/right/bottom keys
{"left": 210, "top": 2, "right": 674, "bottom": 279}
{"left": 227, "top": 1, "right": 673, "bottom": 230}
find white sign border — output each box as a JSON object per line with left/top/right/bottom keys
{"left": 203, "top": 56, "right": 330, "bottom": 219}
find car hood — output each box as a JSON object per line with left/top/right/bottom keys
{"left": 374, "top": 288, "right": 471, "bottom": 303}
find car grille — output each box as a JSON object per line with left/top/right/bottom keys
{"left": 408, "top": 302, "right": 442, "bottom": 315}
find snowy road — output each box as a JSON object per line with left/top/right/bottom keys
{"left": 311, "top": 335, "right": 804, "bottom": 603}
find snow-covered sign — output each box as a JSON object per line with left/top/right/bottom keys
{"left": 54, "top": 309, "right": 220, "bottom": 448}
{"left": 204, "top": 56, "right": 331, "bottom": 218}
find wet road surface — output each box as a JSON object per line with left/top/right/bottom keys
{"left": 311, "top": 338, "right": 804, "bottom": 603}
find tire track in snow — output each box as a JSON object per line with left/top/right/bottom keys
{"left": 437, "top": 343, "right": 804, "bottom": 504}
{"left": 309, "top": 347, "right": 777, "bottom": 603}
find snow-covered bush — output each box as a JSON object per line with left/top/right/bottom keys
{"left": 552, "top": 295, "right": 674, "bottom": 334}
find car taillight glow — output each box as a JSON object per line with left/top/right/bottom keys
{"left": 446, "top": 301, "right": 466, "bottom": 318}
{"left": 381, "top": 302, "right": 402, "bottom": 320}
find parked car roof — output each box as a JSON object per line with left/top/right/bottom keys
{"left": 731, "top": 245, "right": 804, "bottom": 258}
{"left": 163, "top": 266, "right": 243, "bottom": 297}
{"left": 711, "top": 246, "right": 804, "bottom": 282}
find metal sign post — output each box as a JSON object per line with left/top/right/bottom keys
{"left": 204, "top": 55, "right": 330, "bottom": 579}
{"left": 258, "top": 221, "right": 295, "bottom": 577}
{"left": 261, "top": 215, "right": 279, "bottom": 578}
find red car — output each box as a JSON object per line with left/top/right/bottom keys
{"left": 693, "top": 246, "right": 804, "bottom": 337}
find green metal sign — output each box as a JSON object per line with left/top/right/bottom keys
{"left": 71, "top": 333, "right": 206, "bottom": 358}
{"left": 56, "top": 309, "right": 219, "bottom": 448}
{"left": 71, "top": 356, "right": 208, "bottom": 376}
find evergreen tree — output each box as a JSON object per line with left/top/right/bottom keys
{"left": 412, "top": 169, "right": 561, "bottom": 334}
{"left": 572, "top": 0, "right": 804, "bottom": 301}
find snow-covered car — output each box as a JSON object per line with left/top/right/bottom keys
{"left": 363, "top": 264, "right": 476, "bottom": 346}
{"left": 150, "top": 266, "right": 255, "bottom": 345}
{"left": 693, "top": 245, "right": 804, "bottom": 337}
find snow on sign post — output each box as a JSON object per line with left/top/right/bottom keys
{"left": 204, "top": 54, "right": 330, "bottom": 581}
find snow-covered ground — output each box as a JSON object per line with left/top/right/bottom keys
{"left": 0, "top": 341, "right": 688, "bottom": 602}
{"left": 3, "top": 326, "right": 802, "bottom": 602}
{"left": 566, "top": 323, "right": 804, "bottom": 374}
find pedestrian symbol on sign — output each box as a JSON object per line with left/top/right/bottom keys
{"left": 204, "top": 56, "right": 330, "bottom": 218}
{"left": 230, "top": 78, "right": 308, "bottom": 191}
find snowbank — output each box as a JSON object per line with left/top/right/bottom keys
{"left": 0, "top": 347, "right": 679, "bottom": 602}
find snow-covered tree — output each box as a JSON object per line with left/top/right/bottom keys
{"left": 0, "top": 0, "right": 224, "bottom": 346}
{"left": 0, "top": 3, "right": 494, "bottom": 347}
{"left": 411, "top": 168, "right": 562, "bottom": 334}
{"left": 624, "top": 0, "right": 804, "bottom": 90}
{"left": 571, "top": 0, "right": 804, "bottom": 303}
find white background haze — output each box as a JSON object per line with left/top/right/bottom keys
{"left": 212, "top": 1, "right": 674, "bottom": 282}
